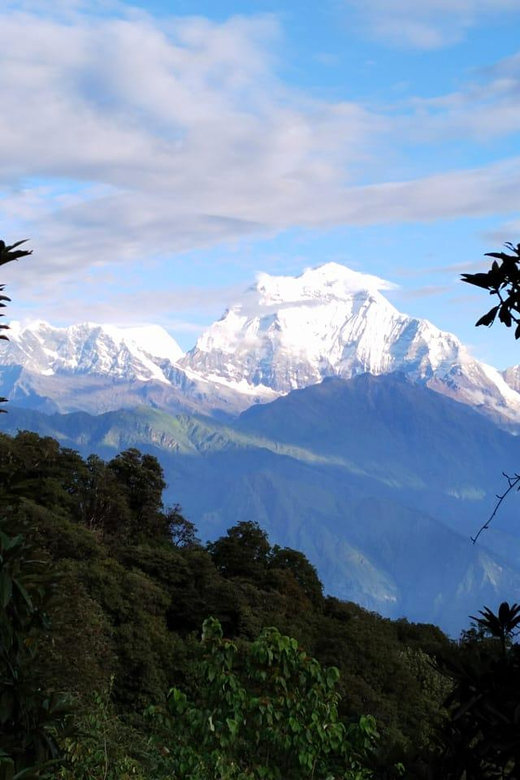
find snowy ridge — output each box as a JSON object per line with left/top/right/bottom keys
{"left": 2, "top": 263, "right": 520, "bottom": 426}
{"left": 2, "top": 321, "right": 184, "bottom": 383}
{"left": 182, "top": 262, "right": 456, "bottom": 390}
{"left": 502, "top": 365, "right": 520, "bottom": 394}
{"left": 251, "top": 263, "right": 397, "bottom": 306}
{"left": 180, "top": 263, "right": 520, "bottom": 426}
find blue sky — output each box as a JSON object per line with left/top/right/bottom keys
{"left": 1, "top": 0, "right": 520, "bottom": 367}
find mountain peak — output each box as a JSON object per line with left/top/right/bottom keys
{"left": 250, "top": 263, "right": 397, "bottom": 307}
{"left": 297, "top": 262, "right": 397, "bottom": 292}
{"left": 100, "top": 324, "right": 184, "bottom": 362}
{"left": 7, "top": 321, "right": 183, "bottom": 363}
{"left": 179, "top": 263, "right": 520, "bottom": 426}
{"left": 182, "top": 263, "right": 459, "bottom": 394}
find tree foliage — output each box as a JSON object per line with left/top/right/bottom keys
{"left": 0, "top": 239, "right": 32, "bottom": 411}
{"left": 6, "top": 427, "right": 519, "bottom": 778}
{"left": 58, "top": 685, "right": 152, "bottom": 780}
{"left": 149, "top": 617, "right": 394, "bottom": 780}
{"left": 0, "top": 241, "right": 72, "bottom": 776}
{"left": 461, "top": 242, "right": 520, "bottom": 337}
{"left": 457, "top": 242, "right": 520, "bottom": 776}
{"left": 207, "top": 521, "right": 272, "bottom": 582}
{"left": 421, "top": 601, "right": 520, "bottom": 778}
{"left": 0, "top": 514, "right": 70, "bottom": 778}
{"left": 0, "top": 429, "right": 455, "bottom": 777}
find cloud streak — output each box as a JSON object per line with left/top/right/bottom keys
{"left": 392, "top": 284, "right": 453, "bottom": 300}
{"left": 342, "top": 0, "right": 520, "bottom": 49}
{"left": 0, "top": 7, "right": 383, "bottom": 281}
{"left": 404, "top": 54, "right": 520, "bottom": 142}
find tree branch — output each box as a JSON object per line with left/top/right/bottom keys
{"left": 471, "top": 472, "right": 520, "bottom": 544}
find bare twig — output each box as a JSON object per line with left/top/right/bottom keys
{"left": 471, "top": 471, "right": 520, "bottom": 544}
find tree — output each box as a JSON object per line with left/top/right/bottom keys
{"left": 461, "top": 242, "right": 520, "bottom": 338}
{"left": 207, "top": 521, "right": 272, "bottom": 582}
{"left": 166, "top": 504, "right": 200, "bottom": 548}
{"left": 425, "top": 602, "right": 520, "bottom": 778}
{"left": 0, "top": 510, "right": 71, "bottom": 777}
{"left": 107, "top": 449, "right": 167, "bottom": 540}
{"left": 0, "top": 240, "right": 75, "bottom": 778}
{"left": 0, "top": 239, "right": 32, "bottom": 412}
{"left": 269, "top": 545, "right": 324, "bottom": 605}
{"left": 420, "top": 259, "right": 520, "bottom": 776}
{"left": 149, "top": 617, "right": 395, "bottom": 780}
{"left": 460, "top": 242, "right": 520, "bottom": 541}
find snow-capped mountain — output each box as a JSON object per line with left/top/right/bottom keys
{"left": 181, "top": 263, "right": 520, "bottom": 427}
{"left": 2, "top": 263, "right": 520, "bottom": 426}
{"left": 182, "top": 264, "right": 457, "bottom": 389}
{"left": 4, "top": 321, "right": 184, "bottom": 383}
{"left": 502, "top": 364, "right": 520, "bottom": 393}
{"left": 0, "top": 320, "right": 269, "bottom": 416}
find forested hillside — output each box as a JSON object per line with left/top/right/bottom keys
{"left": 3, "top": 428, "right": 520, "bottom": 778}
{"left": 0, "top": 428, "right": 452, "bottom": 777}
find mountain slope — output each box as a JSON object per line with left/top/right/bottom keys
{"left": 182, "top": 264, "right": 458, "bottom": 390}
{"left": 4, "top": 372, "right": 520, "bottom": 633}
{"left": 502, "top": 364, "right": 520, "bottom": 393}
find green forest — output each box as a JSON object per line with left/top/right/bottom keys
{"left": 1, "top": 429, "right": 520, "bottom": 779}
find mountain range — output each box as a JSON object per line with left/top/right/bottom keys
{"left": 3, "top": 263, "right": 520, "bottom": 428}
{"left": 2, "top": 262, "right": 520, "bottom": 633}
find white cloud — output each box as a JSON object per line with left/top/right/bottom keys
{"left": 485, "top": 218, "right": 520, "bottom": 245}
{"left": 404, "top": 54, "right": 520, "bottom": 141}
{"left": 17, "top": 281, "right": 242, "bottom": 330}
{"left": 5, "top": 157, "right": 519, "bottom": 294}
{"left": 330, "top": 159, "right": 520, "bottom": 225}
{"left": 394, "top": 261, "right": 486, "bottom": 277}
{"left": 0, "top": 5, "right": 385, "bottom": 283}
{"left": 392, "top": 284, "right": 453, "bottom": 299}
{"left": 343, "top": 0, "right": 520, "bottom": 49}
{"left": 0, "top": 8, "right": 385, "bottom": 273}
{"left": 0, "top": 3, "right": 519, "bottom": 301}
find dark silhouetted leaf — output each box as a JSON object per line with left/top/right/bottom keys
{"left": 461, "top": 272, "right": 494, "bottom": 289}
{"left": 499, "top": 307, "right": 512, "bottom": 327}
{"left": 475, "top": 306, "right": 499, "bottom": 327}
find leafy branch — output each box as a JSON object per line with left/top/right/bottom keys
{"left": 461, "top": 243, "right": 520, "bottom": 543}
{"left": 461, "top": 242, "right": 520, "bottom": 337}
{"left": 470, "top": 601, "right": 520, "bottom": 643}
{"left": 0, "top": 240, "right": 32, "bottom": 412}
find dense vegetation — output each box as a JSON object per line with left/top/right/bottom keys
{"left": 0, "top": 429, "right": 457, "bottom": 778}
{"left": 0, "top": 239, "right": 32, "bottom": 412}
{"left": 4, "top": 428, "right": 520, "bottom": 777}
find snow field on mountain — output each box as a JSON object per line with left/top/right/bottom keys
{"left": 3, "top": 262, "right": 520, "bottom": 426}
